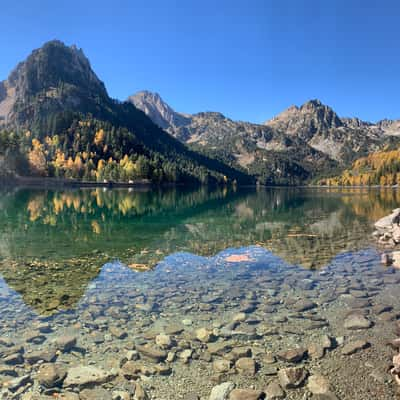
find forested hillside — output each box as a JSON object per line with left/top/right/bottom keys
{"left": 0, "top": 41, "right": 251, "bottom": 185}
{"left": 319, "top": 148, "right": 400, "bottom": 186}
{"left": 0, "top": 115, "right": 252, "bottom": 184}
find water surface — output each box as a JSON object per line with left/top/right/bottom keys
{"left": 0, "top": 187, "right": 399, "bottom": 399}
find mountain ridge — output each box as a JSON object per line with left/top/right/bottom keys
{"left": 2, "top": 40, "right": 399, "bottom": 186}
{"left": 128, "top": 90, "right": 400, "bottom": 183}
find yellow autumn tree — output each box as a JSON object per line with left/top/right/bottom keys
{"left": 94, "top": 129, "right": 105, "bottom": 146}
{"left": 28, "top": 138, "right": 47, "bottom": 176}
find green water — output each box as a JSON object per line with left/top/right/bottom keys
{"left": 0, "top": 186, "right": 397, "bottom": 268}
{"left": 0, "top": 186, "right": 395, "bottom": 315}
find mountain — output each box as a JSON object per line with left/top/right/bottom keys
{"left": 0, "top": 41, "right": 251, "bottom": 185}
{"left": 264, "top": 99, "right": 398, "bottom": 163}
{"left": 0, "top": 41, "right": 110, "bottom": 128}
{"left": 129, "top": 94, "right": 335, "bottom": 184}
{"left": 129, "top": 92, "right": 400, "bottom": 183}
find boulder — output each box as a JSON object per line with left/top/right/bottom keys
{"left": 209, "top": 382, "right": 235, "bottom": 400}
{"left": 80, "top": 388, "right": 112, "bottom": 400}
{"left": 229, "top": 389, "right": 263, "bottom": 400}
{"left": 37, "top": 363, "right": 66, "bottom": 388}
{"left": 341, "top": 340, "right": 370, "bottom": 355}
{"left": 264, "top": 381, "right": 285, "bottom": 399}
{"left": 196, "top": 328, "right": 214, "bottom": 343}
{"left": 213, "top": 359, "right": 231, "bottom": 373}
{"left": 277, "top": 348, "right": 307, "bottom": 363}
{"left": 64, "top": 366, "right": 114, "bottom": 387}
{"left": 278, "top": 367, "right": 308, "bottom": 389}
{"left": 235, "top": 357, "right": 256, "bottom": 375}
{"left": 343, "top": 314, "right": 372, "bottom": 330}
{"left": 307, "top": 374, "right": 330, "bottom": 394}
{"left": 55, "top": 335, "right": 77, "bottom": 352}
{"left": 136, "top": 344, "right": 167, "bottom": 362}
{"left": 155, "top": 334, "right": 173, "bottom": 349}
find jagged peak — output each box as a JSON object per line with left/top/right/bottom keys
{"left": 132, "top": 90, "right": 162, "bottom": 99}
{"left": 193, "top": 111, "right": 226, "bottom": 120}
{"left": 4, "top": 39, "right": 107, "bottom": 100}
{"left": 128, "top": 90, "right": 191, "bottom": 130}
{"left": 302, "top": 98, "right": 323, "bottom": 107}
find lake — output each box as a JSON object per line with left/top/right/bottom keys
{"left": 0, "top": 186, "right": 399, "bottom": 399}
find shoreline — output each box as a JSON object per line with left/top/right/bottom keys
{"left": 0, "top": 176, "right": 167, "bottom": 189}
{"left": 2, "top": 176, "right": 400, "bottom": 190}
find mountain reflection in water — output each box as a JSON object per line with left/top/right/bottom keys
{"left": 0, "top": 186, "right": 398, "bottom": 315}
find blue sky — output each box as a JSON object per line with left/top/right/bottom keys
{"left": 1, "top": 0, "right": 399, "bottom": 123}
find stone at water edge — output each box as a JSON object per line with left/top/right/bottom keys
{"left": 229, "top": 347, "right": 252, "bottom": 361}
{"left": 264, "top": 380, "right": 285, "bottom": 399}
{"left": 209, "top": 382, "right": 235, "bottom": 400}
{"left": 277, "top": 348, "right": 307, "bottom": 363}
{"left": 5, "top": 374, "right": 32, "bottom": 392}
{"left": 386, "top": 338, "right": 400, "bottom": 350}
{"left": 308, "top": 343, "right": 325, "bottom": 359}
{"left": 381, "top": 253, "right": 392, "bottom": 266}
{"left": 25, "top": 349, "right": 57, "bottom": 364}
{"left": 228, "top": 388, "right": 263, "bottom": 400}
{"left": 207, "top": 341, "right": 233, "bottom": 355}
{"left": 307, "top": 374, "right": 330, "bottom": 394}
{"left": 55, "top": 335, "right": 77, "bottom": 352}
{"left": 232, "top": 312, "right": 247, "bottom": 322}
{"left": 393, "top": 226, "right": 400, "bottom": 243}
{"left": 341, "top": 340, "right": 370, "bottom": 355}
{"left": 109, "top": 326, "right": 127, "bottom": 339}
{"left": 80, "top": 388, "right": 112, "bottom": 400}
{"left": 292, "top": 299, "right": 317, "bottom": 312}
{"left": 112, "top": 390, "right": 131, "bottom": 400}
{"left": 213, "top": 359, "right": 232, "bottom": 373}
{"left": 183, "top": 395, "right": 200, "bottom": 400}
{"left": 235, "top": 357, "right": 256, "bottom": 375}
{"left": 278, "top": 367, "right": 308, "bottom": 389}
{"left": 196, "top": 327, "right": 214, "bottom": 343}
{"left": 374, "top": 209, "right": 400, "bottom": 230}
{"left": 134, "top": 382, "right": 149, "bottom": 400}
{"left": 135, "top": 344, "right": 167, "bottom": 362}
{"left": 321, "top": 334, "right": 335, "bottom": 350}
{"left": 37, "top": 363, "right": 67, "bottom": 388}
{"left": 55, "top": 393, "right": 80, "bottom": 400}
{"left": 155, "top": 333, "right": 173, "bottom": 349}
{"left": 180, "top": 349, "right": 193, "bottom": 363}
{"left": 63, "top": 366, "right": 115, "bottom": 387}
{"left": 343, "top": 314, "right": 372, "bottom": 330}
{"left": 392, "top": 251, "right": 400, "bottom": 268}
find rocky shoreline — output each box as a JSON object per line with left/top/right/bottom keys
{"left": 375, "top": 208, "right": 400, "bottom": 267}
{"left": 1, "top": 248, "right": 400, "bottom": 399}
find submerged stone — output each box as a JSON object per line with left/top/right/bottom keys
{"left": 343, "top": 314, "right": 372, "bottom": 330}
{"left": 278, "top": 367, "right": 308, "bottom": 389}
{"left": 64, "top": 366, "right": 114, "bottom": 387}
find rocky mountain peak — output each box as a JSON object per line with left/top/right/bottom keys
{"left": 128, "top": 90, "right": 191, "bottom": 130}
{"left": 0, "top": 40, "right": 110, "bottom": 127}
{"left": 9, "top": 40, "right": 107, "bottom": 99}
{"left": 301, "top": 98, "right": 323, "bottom": 108}
{"left": 265, "top": 99, "right": 343, "bottom": 139}
{"left": 193, "top": 111, "right": 226, "bottom": 120}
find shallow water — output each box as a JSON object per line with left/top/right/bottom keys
{"left": 1, "top": 187, "right": 400, "bottom": 399}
